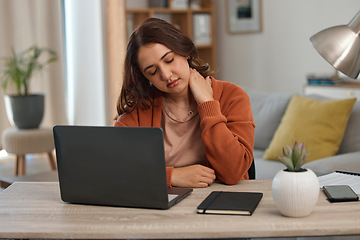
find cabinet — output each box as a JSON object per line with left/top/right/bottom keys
{"left": 125, "top": 0, "right": 217, "bottom": 72}
{"left": 303, "top": 83, "right": 360, "bottom": 99}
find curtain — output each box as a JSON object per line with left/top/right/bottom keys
{"left": 0, "top": 0, "right": 67, "bottom": 147}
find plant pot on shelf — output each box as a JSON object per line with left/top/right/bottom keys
{"left": 272, "top": 168, "right": 319, "bottom": 218}
{"left": 4, "top": 94, "right": 45, "bottom": 129}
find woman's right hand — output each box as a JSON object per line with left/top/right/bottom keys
{"left": 188, "top": 68, "right": 214, "bottom": 104}
{"left": 171, "top": 165, "right": 216, "bottom": 188}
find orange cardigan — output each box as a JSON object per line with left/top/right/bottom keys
{"left": 114, "top": 78, "right": 255, "bottom": 186}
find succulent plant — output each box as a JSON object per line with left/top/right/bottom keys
{"left": 277, "top": 141, "right": 308, "bottom": 171}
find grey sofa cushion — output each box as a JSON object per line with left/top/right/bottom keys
{"left": 247, "top": 90, "right": 293, "bottom": 150}
{"left": 253, "top": 150, "right": 285, "bottom": 179}
{"left": 251, "top": 92, "right": 360, "bottom": 180}
{"left": 339, "top": 100, "right": 360, "bottom": 153}
{"left": 254, "top": 150, "right": 360, "bottom": 179}
{"left": 304, "top": 151, "right": 360, "bottom": 176}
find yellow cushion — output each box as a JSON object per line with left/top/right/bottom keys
{"left": 263, "top": 95, "right": 356, "bottom": 163}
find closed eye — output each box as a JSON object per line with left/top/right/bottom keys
{"left": 165, "top": 58, "right": 174, "bottom": 63}
{"left": 150, "top": 69, "right": 158, "bottom": 76}
{"left": 150, "top": 58, "right": 173, "bottom": 75}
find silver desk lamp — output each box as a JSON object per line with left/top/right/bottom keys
{"left": 310, "top": 11, "right": 360, "bottom": 79}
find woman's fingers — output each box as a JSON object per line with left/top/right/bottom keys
{"left": 171, "top": 164, "right": 216, "bottom": 188}
{"left": 188, "top": 68, "right": 214, "bottom": 104}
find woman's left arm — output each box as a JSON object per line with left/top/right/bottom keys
{"left": 198, "top": 86, "right": 255, "bottom": 185}
{"left": 189, "top": 69, "right": 255, "bottom": 185}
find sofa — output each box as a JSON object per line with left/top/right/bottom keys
{"left": 246, "top": 90, "right": 360, "bottom": 179}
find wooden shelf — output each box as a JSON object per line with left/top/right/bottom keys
{"left": 125, "top": 0, "right": 216, "bottom": 72}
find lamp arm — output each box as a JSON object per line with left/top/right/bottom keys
{"left": 349, "top": 11, "right": 360, "bottom": 35}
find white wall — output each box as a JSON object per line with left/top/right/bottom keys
{"left": 215, "top": 0, "right": 360, "bottom": 93}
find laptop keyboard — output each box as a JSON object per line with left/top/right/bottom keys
{"left": 168, "top": 194, "right": 178, "bottom": 202}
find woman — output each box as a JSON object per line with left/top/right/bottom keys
{"left": 114, "top": 18, "right": 255, "bottom": 188}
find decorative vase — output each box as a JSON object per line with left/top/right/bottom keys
{"left": 272, "top": 168, "right": 319, "bottom": 217}
{"left": 4, "top": 94, "right": 45, "bottom": 129}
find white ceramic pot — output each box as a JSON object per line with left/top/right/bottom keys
{"left": 272, "top": 168, "right": 319, "bottom": 217}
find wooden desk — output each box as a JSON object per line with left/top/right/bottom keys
{"left": 0, "top": 171, "right": 58, "bottom": 189}
{"left": 0, "top": 180, "right": 359, "bottom": 239}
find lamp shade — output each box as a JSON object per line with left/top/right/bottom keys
{"left": 310, "top": 11, "right": 360, "bottom": 79}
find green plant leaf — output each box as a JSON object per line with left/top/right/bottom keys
{"left": 279, "top": 141, "right": 308, "bottom": 171}
{"left": 280, "top": 156, "right": 294, "bottom": 170}
{"left": 0, "top": 45, "right": 57, "bottom": 96}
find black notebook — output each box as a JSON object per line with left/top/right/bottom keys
{"left": 197, "top": 191, "right": 263, "bottom": 216}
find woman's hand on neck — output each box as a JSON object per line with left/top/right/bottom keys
{"left": 165, "top": 68, "right": 214, "bottom": 107}
{"left": 188, "top": 68, "right": 214, "bottom": 104}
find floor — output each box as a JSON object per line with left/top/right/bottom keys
{"left": 0, "top": 149, "right": 54, "bottom": 191}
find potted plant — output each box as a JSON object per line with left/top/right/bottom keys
{"left": 0, "top": 46, "right": 57, "bottom": 129}
{"left": 272, "top": 141, "right": 320, "bottom": 217}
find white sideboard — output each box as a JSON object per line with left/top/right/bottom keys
{"left": 304, "top": 83, "right": 360, "bottom": 99}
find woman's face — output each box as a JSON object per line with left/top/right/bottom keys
{"left": 137, "top": 43, "right": 190, "bottom": 97}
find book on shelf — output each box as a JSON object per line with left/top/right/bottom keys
{"left": 189, "top": 0, "right": 201, "bottom": 9}
{"left": 307, "top": 79, "right": 343, "bottom": 86}
{"left": 193, "top": 13, "right": 211, "bottom": 45}
{"left": 126, "top": 14, "right": 134, "bottom": 39}
{"left": 197, "top": 191, "right": 263, "bottom": 216}
{"left": 318, "top": 171, "right": 360, "bottom": 194}
{"left": 149, "top": 0, "right": 168, "bottom": 8}
{"left": 306, "top": 74, "right": 344, "bottom": 86}
{"left": 153, "top": 13, "right": 173, "bottom": 23}
{"left": 171, "top": 0, "right": 188, "bottom": 9}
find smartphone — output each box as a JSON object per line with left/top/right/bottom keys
{"left": 323, "top": 185, "right": 359, "bottom": 203}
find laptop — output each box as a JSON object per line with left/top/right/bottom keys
{"left": 53, "top": 125, "right": 192, "bottom": 209}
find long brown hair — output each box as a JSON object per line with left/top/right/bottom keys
{"left": 116, "top": 18, "right": 211, "bottom": 117}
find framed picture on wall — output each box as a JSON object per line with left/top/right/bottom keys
{"left": 227, "top": 0, "right": 262, "bottom": 33}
